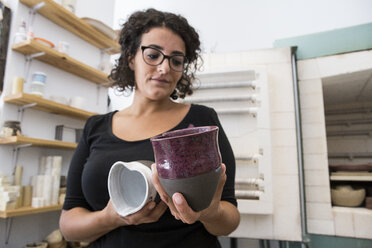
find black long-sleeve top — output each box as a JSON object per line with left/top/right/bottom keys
{"left": 63, "top": 104, "right": 236, "bottom": 248}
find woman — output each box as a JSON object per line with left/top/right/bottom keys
{"left": 59, "top": 8, "right": 240, "bottom": 248}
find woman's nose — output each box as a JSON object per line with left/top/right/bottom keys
{"left": 157, "top": 58, "right": 171, "bottom": 73}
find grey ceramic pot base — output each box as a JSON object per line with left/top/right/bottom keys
{"left": 159, "top": 166, "right": 222, "bottom": 212}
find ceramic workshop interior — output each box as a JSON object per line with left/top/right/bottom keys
{"left": 0, "top": 0, "right": 372, "bottom": 247}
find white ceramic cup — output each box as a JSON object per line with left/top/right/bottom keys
{"left": 108, "top": 161, "right": 157, "bottom": 216}
{"left": 69, "top": 96, "right": 86, "bottom": 109}
{"left": 61, "top": 0, "right": 76, "bottom": 13}
{"left": 57, "top": 41, "right": 70, "bottom": 55}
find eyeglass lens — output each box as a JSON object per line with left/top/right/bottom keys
{"left": 142, "top": 47, "right": 186, "bottom": 72}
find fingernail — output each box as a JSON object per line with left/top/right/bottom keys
{"left": 174, "top": 194, "right": 182, "bottom": 205}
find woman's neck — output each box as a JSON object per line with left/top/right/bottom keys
{"left": 125, "top": 93, "right": 176, "bottom": 117}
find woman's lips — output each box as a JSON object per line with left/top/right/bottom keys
{"left": 151, "top": 77, "right": 169, "bottom": 84}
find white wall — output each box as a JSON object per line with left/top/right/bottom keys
{"left": 114, "top": 0, "right": 372, "bottom": 53}
{"left": 109, "top": 0, "right": 372, "bottom": 110}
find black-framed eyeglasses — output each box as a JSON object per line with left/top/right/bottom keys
{"left": 141, "top": 46, "right": 188, "bottom": 72}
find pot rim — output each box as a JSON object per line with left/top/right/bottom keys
{"left": 150, "top": 125, "right": 218, "bottom": 142}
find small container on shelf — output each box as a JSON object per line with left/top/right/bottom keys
{"left": 61, "top": 0, "right": 77, "bottom": 13}
{"left": 0, "top": 120, "right": 22, "bottom": 137}
{"left": 11, "top": 76, "right": 24, "bottom": 94}
{"left": 13, "top": 20, "right": 27, "bottom": 44}
{"left": 30, "top": 72, "right": 47, "bottom": 97}
{"left": 57, "top": 41, "right": 69, "bottom": 55}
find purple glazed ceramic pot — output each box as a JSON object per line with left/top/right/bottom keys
{"left": 151, "top": 126, "right": 222, "bottom": 179}
{"left": 150, "top": 126, "right": 222, "bottom": 211}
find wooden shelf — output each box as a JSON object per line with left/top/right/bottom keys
{"left": 5, "top": 92, "right": 97, "bottom": 120}
{"left": 0, "top": 136, "right": 77, "bottom": 149}
{"left": 0, "top": 204, "right": 62, "bottom": 218}
{"left": 20, "top": 0, "right": 120, "bottom": 54}
{"left": 12, "top": 39, "right": 110, "bottom": 84}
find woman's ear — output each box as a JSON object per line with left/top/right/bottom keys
{"left": 128, "top": 56, "right": 134, "bottom": 70}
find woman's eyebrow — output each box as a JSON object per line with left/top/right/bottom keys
{"left": 147, "top": 44, "right": 185, "bottom": 55}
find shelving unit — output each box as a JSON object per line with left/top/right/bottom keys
{"left": 0, "top": 204, "right": 62, "bottom": 218}
{"left": 191, "top": 68, "right": 273, "bottom": 215}
{"left": 19, "top": 0, "right": 120, "bottom": 54}
{"left": 0, "top": 136, "right": 76, "bottom": 149}
{"left": 0, "top": 1, "right": 116, "bottom": 246}
{"left": 4, "top": 92, "right": 97, "bottom": 120}
{"left": 12, "top": 39, "right": 110, "bottom": 84}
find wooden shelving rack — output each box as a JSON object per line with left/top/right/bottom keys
{"left": 0, "top": 136, "right": 77, "bottom": 149}
{"left": 0, "top": 204, "right": 62, "bottom": 218}
{"left": 0, "top": 0, "right": 117, "bottom": 224}
{"left": 12, "top": 39, "right": 110, "bottom": 84}
{"left": 4, "top": 92, "right": 97, "bottom": 120}
{"left": 19, "top": 0, "right": 120, "bottom": 54}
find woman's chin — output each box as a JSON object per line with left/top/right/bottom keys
{"left": 146, "top": 91, "right": 173, "bottom": 101}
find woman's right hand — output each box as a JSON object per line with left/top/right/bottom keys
{"left": 104, "top": 199, "right": 168, "bottom": 227}
{"left": 60, "top": 200, "right": 167, "bottom": 243}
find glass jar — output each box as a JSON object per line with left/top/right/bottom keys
{"left": 1, "top": 120, "right": 22, "bottom": 137}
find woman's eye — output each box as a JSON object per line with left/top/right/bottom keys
{"left": 147, "top": 52, "right": 160, "bottom": 60}
{"left": 171, "top": 57, "right": 183, "bottom": 66}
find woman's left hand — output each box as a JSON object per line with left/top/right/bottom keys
{"left": 151, "top": 163, "right": 227, "bottom": 224}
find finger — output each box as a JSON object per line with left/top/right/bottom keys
{"left": 124, "top": 200, "right": 164, "bottom": 225}
{"left": 126, "top": 201, "right": 156, "bottom": 223}
{"left": 144, "top": 201, "right": 168, "bottom": 222}
{"left": 172, "top": 193, "right": 199, "bottom": 224}
{"left": 150, "top": 201, "right": 167, "bottom": 217}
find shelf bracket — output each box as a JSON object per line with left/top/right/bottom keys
{"left": 4, "top": 217, "right": 13, "bottom": 245}
{"left": 18, "top": 103, "right": 37, "bottom": 122}
{"left": 12, "top": 144, "right": 32, "bottom": 170}
{"left": 96, "top": 84, "right": 101, "bottom": 106}
{"left": 99, "top": 49, "right": 106, "bottom": 71}
{"left": 27, "top": 1, "right": 45, "bottom": 33}
{"left": 101, "top": 47, "right": 116, "bottom": 54}
{"left": 96, "top": 81, "right": 113, "bottom": 107}
{"left": 99, "top": 47, "right": 115, "bottom": 71}
{"left": 101, "top": 81, "right": 113, "bottom": 87}
{"left": 23, "top": 52, "right": 45, "bottom": 84}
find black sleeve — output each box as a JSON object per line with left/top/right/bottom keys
{"left": 209, "top": 109, "right": 237, "bottom": 207}
{"left": 62, "top": 117, "right": 94, "bottom": 211}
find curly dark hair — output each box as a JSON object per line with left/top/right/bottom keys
{"left": 109, "top": 8, "right": 202, "bottom": 100}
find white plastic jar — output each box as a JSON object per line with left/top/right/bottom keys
{"left": 30, "top": 72, "right": 47, "bottom": 97}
